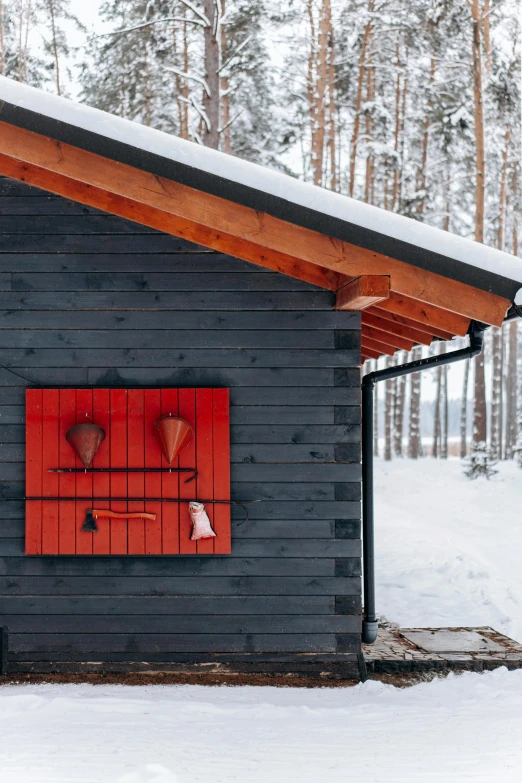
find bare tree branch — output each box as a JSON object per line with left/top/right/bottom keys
{"left": 178, "top": 0, "right": 210, "bottom": 27}
{"left": 190, "top": 95, "right": 211, "bottom": 131}
{"left": 218, "top": 108, "right": 244, "bottom": 134}
{"left": 217, "top": 35, "right": 251, "bottom": 74}
{"left": 166, "top": 66, "right": 211, "bottom": 97}
{"left": 92, "top": 17, "right": 204, "bottom": 40}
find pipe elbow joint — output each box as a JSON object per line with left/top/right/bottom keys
{"left": 362, "top": 620, "right": 378, "bottom": 644}
{"left": 468, "top": 323, "right": 485, "bottom": 356}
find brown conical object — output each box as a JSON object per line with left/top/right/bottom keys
{"left": 153, "top": 414, "right": 193, "bottom": 465}
{"left": 66, "top": 423, "right": 106, "bottom": 468}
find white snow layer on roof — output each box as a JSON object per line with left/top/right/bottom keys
{"left": 1, "top": 75, "right": 522, "bottom": 287}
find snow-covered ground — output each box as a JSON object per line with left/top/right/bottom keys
{"left": 1, "top": 670, "right": 522, "bottom": 782}
{"left": 2, "top": 458, "right": 522, "bottom": 782}
{"left": 375, "top": 458, "right": 522, "bottom": 641}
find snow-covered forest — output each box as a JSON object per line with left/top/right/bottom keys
{"left": 0, "top": 0, "right": 520, "bottom": 471}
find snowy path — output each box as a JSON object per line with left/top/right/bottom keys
{"left": 1, "top": 670, "right": 522, "bottom": 782}
{"left": 375, "top": 458, "right": 522, "bottom": 641}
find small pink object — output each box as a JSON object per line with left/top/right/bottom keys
{"left": 189, "top": 501, "right": 217, "bottom": 540}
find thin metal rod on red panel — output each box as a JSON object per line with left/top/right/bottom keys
{"left": 1, "top": 496, "right": 258, "bottom": 524}
{"left": 47, "top": 467, "right": 198, "bottom": 483}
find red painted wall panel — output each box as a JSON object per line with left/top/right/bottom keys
{"left": 25, "top": 388, "right": 231, "bottom": 556}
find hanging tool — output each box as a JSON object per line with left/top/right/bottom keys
{"left": 82, "top": 508, "right": 157, "bottom": 533}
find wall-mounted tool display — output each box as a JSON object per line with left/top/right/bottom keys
{"left": 25, "top": 388, "right": 231, "bottom": 556}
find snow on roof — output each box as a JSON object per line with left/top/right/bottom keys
{"left": 1, "top": 75, "right": 522, "bottom": 287}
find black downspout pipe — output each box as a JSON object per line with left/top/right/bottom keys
{"left": 361, "top": 322, "right": 485, "bottom": 644}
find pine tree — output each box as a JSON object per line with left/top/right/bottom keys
{"left": 467, "top": 0, "right": 491, "bottom": 478}
{"left": 0, "top": 0, "right": 45, "bottom": 83}
{"left": 384, "top": 356, "right": 394, "bottom": 461}
{"left": 36, "top": 0, "right": 84, "bottom": 95}
{"left": 408, "top": 347, "right": 422, "bottom": 459}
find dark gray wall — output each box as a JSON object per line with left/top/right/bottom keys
{"left": 0, "top": 177, "right": 362, "bottom": 673}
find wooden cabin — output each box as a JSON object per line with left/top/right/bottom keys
{"left": 0, "top": 77, "right": 520, "bottom": 677}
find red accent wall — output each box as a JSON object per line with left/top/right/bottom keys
{"left": 25, "top": 388, "right": 231, "bottom": 555}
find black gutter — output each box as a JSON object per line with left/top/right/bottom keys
{"left": 360, "top": 322, "right": 485, "bottom": 644}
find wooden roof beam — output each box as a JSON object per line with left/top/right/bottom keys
{"left": 362, "top": 324, "right": 414, "bottom": 352}
{"left": 336, "top": 275, "right": 390, "bottom": 311}
{"left": 365, "top": 306, "right": 452, "bottom": 341}
{"left": 362, "top": 311, "right": 433, "bottom": 347}
{"left": 0, "top": 121, "right": 509, "bottom": 327}
{"left": 374, "top": 292, "right": 470, "bottom": 337}
{"left": 361, "top": 336, "right": 396, "bottom": 357}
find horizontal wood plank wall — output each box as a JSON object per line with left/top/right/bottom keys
{"left": 0, "top": 177, "right": 362, "bottom": 671}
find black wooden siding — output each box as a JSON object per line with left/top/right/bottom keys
{"left": 0, "top": 177, "right": 362, "bottom": 672}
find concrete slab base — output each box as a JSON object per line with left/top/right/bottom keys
{"left": 363, "top": 625, "right": 522, "bottom": 674}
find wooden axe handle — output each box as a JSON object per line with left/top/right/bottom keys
{"left": 92, "top": 509, "right": 157, "bottom": 521}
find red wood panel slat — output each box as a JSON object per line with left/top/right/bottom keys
{"left": 58, "top": 389, "right": 76, "bottom": 554}
{"left": 195, "top": 388, "right": 214, "bottom": 555}
{"left": 74, "top": 390, "right": 94, "bottom": 555}
{"left": 160, "top": 389, "right": 180, "bottom": 554}
{"left": 41, "top": 389, "right": 59, "bottom": 555}
{"left": 25, "top": 389, "right": 43, "bottom": 555}
{"left": 144, "top": 389, "right": 162, "bottom": 554}
{"left": 92, "top": 388, "right": 110, "bottom": 555}
{"left": 127, "top": 389, "right": 146, "bottom": 555}
{"left": 110, "top": 389, "right": 128, "bottom": 555}
{"left": 212, "top": 388, "right": 231, "bottom": 554}
{"left": 179, "top": 388, "right": 197, "bottom": 555}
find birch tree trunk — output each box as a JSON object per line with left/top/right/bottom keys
{"left": 349, "top": 0, "right": 374, "bottom": 197}
{"left": 373, "top": 360, "right": 379, "bottom": 457}
{"left": 326, "top": 2, "right": 337, "bottom": 192}
{"left": 471, "top": 0, "right": 486, "bottom": 245}
{"left": 311, "top": 0, "right": 330, "bottom": 185}
{"left": 47, "top": 0, "right": 61, "bottom": 95}
{"left": 18, "top": 0, "right": 33, "bottom": 83}
{"left": 441, "top": 363, "right": 448, "bottom": 459}
{"left": 416, "top": 44, "right": 436, "bottom": 218}
{"left": 490, "top": 328, "right": 503, "bottom": 460}
{"left": 506, "top": 320, "right": 517, "bottom": 459}
{"left": 177, "top": 18, "right": 190, "bottom": 140}
{"left": 220, "top": 0, "right": 231, "bottom": 154}
{"left": 384, "top": 357, "right": 394, "bottom": 461}
{"left": 203, "top": 0, "right": 220, "bottom": 149}
{"left": 433, "top": 363, "right": 442, "bottom": 458}
{"left": 490, "top": 128, "right": 510, "bottom": 459}
{"left": 511, "top": 202, "right": 521, "bottom": 464}
{"left": 393, "top": 352, "right": 406, "bottom": 457}
{"left": 391, "top": 36, "right": 402, "bottom": 212}
{"left": 408, "top": 347, "right": 422, "bottom": 459}
{"left": 461, "top": 356, "right": 470, "bottom": 458}
{"left": 468, "top": 0, "right": 490, "bottom": 477}
{"left": 364, "top": 61, "right": 375, "bottom": 204}
{"left": 0, "top": 1, "right": 5, "bottom": 75}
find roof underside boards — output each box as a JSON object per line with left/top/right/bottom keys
{"left": 0, "top": 76, "right": 520, "bottom": 363}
